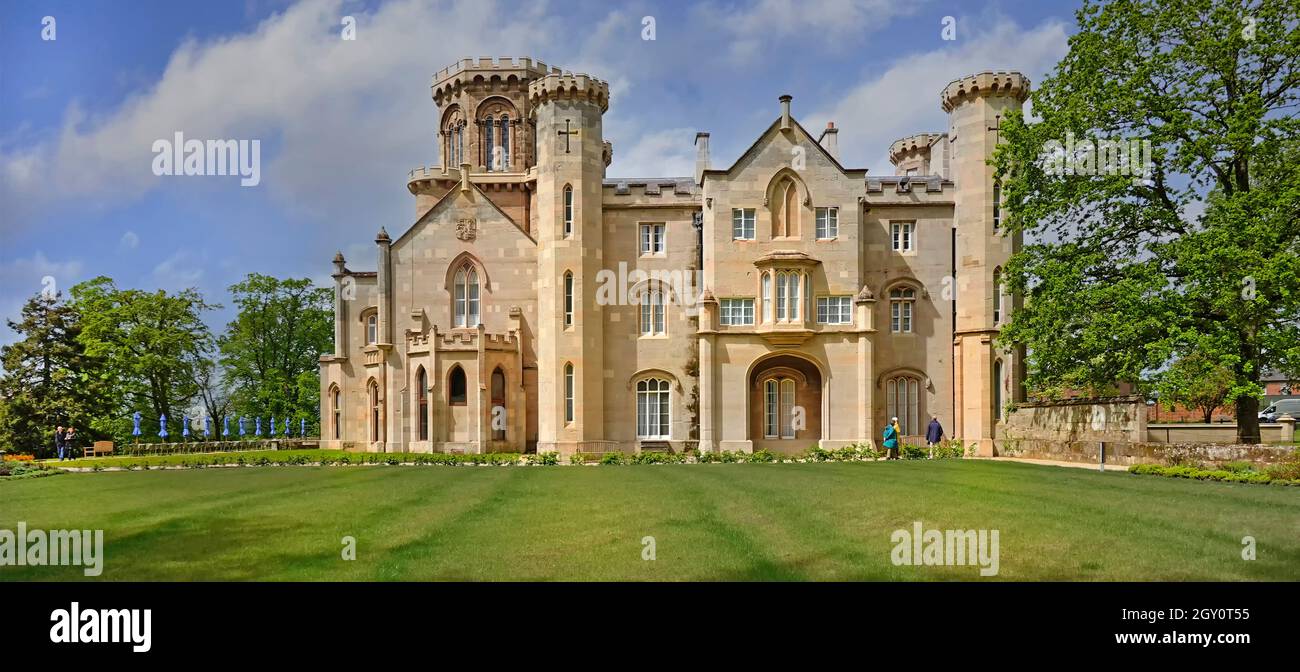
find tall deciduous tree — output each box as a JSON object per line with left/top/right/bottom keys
{"left": 1157, "top": 352, "right": 1237, "bottom": 423}
{"left": 70, "top": 277, "right": 216, "bottom": 435}
{"left": 0, "top": 292, "right": 109, "bottom": 456}
{"left": 218, "top": 274, "right": 332, "bottom": 426}
{"left": 994, "top": 0, "right": 1300, "bottom": 443}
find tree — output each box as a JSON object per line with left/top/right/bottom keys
{"left": 993, "top": 0, "right": 1300, "bottom": 443}
{"left": 70, "top": 277, "right": 217, "bottom": 438}
{"left": 0, "top": 292, "right": 109, "bottom": 456}
{"left": 218, "top": 274, "right": 332, "bottom": 427}
{"left": 1157, "top": 352, "right": 1236, "bottom": 423}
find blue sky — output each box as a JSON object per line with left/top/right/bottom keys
{"left": 0, "top": 0, "right": 1081, "bottom": 346}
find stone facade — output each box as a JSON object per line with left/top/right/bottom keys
{"left": 319, "top": 57, "right": 1027, "bottom": 456}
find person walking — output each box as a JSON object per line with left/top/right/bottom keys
{"left": 925, "top": 415, "right": 944, "bottom": 458}
{"left": 882, "top": 417, "right": 900, "bottom": 460}
{"left": 64, "top": 426, "right": 77, "bottom": 459}
{"left": 55, "top": 425, "right": 66, "bottom": 461}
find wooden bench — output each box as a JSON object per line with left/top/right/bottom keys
{"left": 84, "top": 441, "right": 114, "bottom": 458}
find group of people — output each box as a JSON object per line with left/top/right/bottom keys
{"left": 54, "top": 425, "right": 78, "bottom": 461}
{"left": 881, "top": 415, "right": 945, "bottom": 460}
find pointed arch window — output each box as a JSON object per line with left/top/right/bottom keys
{"left": 365, "top": 313, "right": 378, "bottom": 345}
{"left": 993, "top": 360, "right": 1005, "bottom": 421}
{"left": 886, "top": 376, "right": 921, "bottom": 435}
{"left": 761, "top": 272, "right": 772, "bottom": 323}
{"left": 641, "top": 283, "right": 665, "bottom": 336}
{"left": 636, "top": 378, "right": 671, "bottom": 439}
{"left": 564, "top": 363, "right": 575, "bottom": 424}
{"left": 772, "top": 177, "right": 801, "bottom": 238}
{"left": 416, "top": 367, "right": 428, "bottom": 440}
{"left": 563, "top": 185, "right": 574, "bottom": 237}
{"left": 993, "top": 179, "right": 1002, "bottom": 229}
{"left": 993, "top": 267, "right": 1003, "bottom": 325}
{"left": 563, "top": 271, "right": 574, "bottom": 327}
{"left": 763, "top": 376, "right": 798, "bottom": 439}
{"left": 449, "top": 366, "right": 467, "bottom": 406}
{"left": 890, "top": 287, "right": 916, "bottom": 333}
{"left": 330, "top": 385, "right": 341, "bottom": 440}
{"left": 452, "top": 263, "right": 480, "bottom": 328}
{"left": 368, "top": 379, "right": 381, "bottom": 442}
{"left": 491, "top": 368, "right": 506, "bottom": 441}
{"left": 484, "top": 115, "right": 495, "bottom": 170}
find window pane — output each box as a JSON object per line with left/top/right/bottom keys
{"left": 765, "top": 379, "right": 777, "bottom": 438}
{"left": 790, "top": 275, "right": 800, "bottom": 320}
{"left": 776, "top": 273, "right": 786, "bottom": 320}
{"left": 780, "top": 379, "right": 795, "bottom": 438}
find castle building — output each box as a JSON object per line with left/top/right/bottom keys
{"left": 319, "top": 57, "right": 1027, "bottom": 456}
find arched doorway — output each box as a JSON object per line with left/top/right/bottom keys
{"left": 748, "top": 353, "right": 823, "bottom": 454}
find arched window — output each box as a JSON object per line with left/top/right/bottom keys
{"left": 366, "top": 313, "right": 378, "bottom": 344}
{"left": 886, "top": 376, "right": 921, "bottom": 435}
{"left": 563, "top": 363, "right": 575, "bottom": 424}
{"left": 443, "top": 107, "right": 465, "bottom": 169}
{"left": 992, "top": 179, "right": 1002, "bottom": 229}
{"left": 993, "top": 360, "right": 1004, "bottom": 421}
{"left": 368, "top": 379, "right": 381, "bottom": 442}
{"left": 640, "top": 283, "right": 665, "bottom": 336}
{"left": 491, "top": 368, "right": 506, "bottom": 441}
{"left": 455, "top": 124, "right": 464, "bottom": 166}
{"left": 563, "top": 185, "right": 574, "bottom": 237}
{"left": 330, "top": 385, "right": 341, "bottom": 440}
{"left": 772, "top": 177, "right": 800, "bottom": 238}
{"left": 563, "top": 271, "right": 574, "bottom": 327}
{"left": 636, "top": 378, "right": 671, "bottom": 439}
{"left": 763, "top": 377, "right": 798, "bottom": 439}
{"left": 452, "top": 263, "right": 480, "bottom": 328}
{"left": 484, "top": 115, "right": 494, "bottom": 170}
{"left": 448, "top": 366, "right": 467, "bottom": 406}
{"left": 499, "top": 115, "right": 510, "bottom": 170}
{"left": 416, "top": 367, "right": 428, "bottom": 441}
{"left": 993, "top": 267, "right": 1003, "bottom": 325}
{"left": 761, "top": 272, "right": 772, "bottom": 323}
{"left": 889, "top": 287, "right": 916, "bottom": 333}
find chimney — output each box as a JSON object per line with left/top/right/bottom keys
{"left": 779, "top": 94, "right": 792, "bottom": 131}
{"left": 819, "top": 122, "right": 840, "bottom": 162}
{"left": 695, "top": 132, "right": 711, "bottom": 185}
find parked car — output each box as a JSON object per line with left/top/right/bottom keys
{"left": 1258, "top": 398, "right": 1300, "bottom": 422}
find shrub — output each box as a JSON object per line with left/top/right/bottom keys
{"left": 570, "top": 452, "right": 590, "bottom": 465}
{"left": 1130, "top": 462, "right": 1296, "bottom": 486}
{"left": 631, "top": 451, "right": 685, "bottom": 464}
{"left": 1, "top": 453, "right": 36, "bottom": 462}
{"left": 695, "top": 451, "right": 719, "bottom": 464}
{"left": 599, "top": 451, "right": 626, "bottom": 465}
{"left": 804, "top": 446, "right": 834, "bottom": 462}
{"left": 931, "top": 439, "right": 968, "bottom": 460}
{"left": 901, "top": 444, "right": 929, "bottom": 460}
{"left": 1221, "top": 461, "right": 1255, "bottom": 474}
{"left": 1265, "top": 449, "right": 1300, "bottom": 481}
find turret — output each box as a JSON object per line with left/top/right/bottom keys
{"left": 942, "top": 71, "right": 1029, "bottom": 456}
{"left": 529, "top": 71, "right": 611, "bottom": 454}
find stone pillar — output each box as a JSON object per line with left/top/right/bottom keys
{"left": 1280, "top": 414, "right": 1296, "bottom": 443}
{"left": 332, "top": 252, "right": 347, "bottom": 355}
{"left": 856, "top": 286, "right": 876, "bottom": 443}
{"left": 698, "top": 290, "right": 718, "bottom": 453}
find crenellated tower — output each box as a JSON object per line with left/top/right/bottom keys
{"left": 530, "top": 71, "right": 611, "bottom": 454}
{"left": 942, "top": 71, "right": 1030, "bottom": 456}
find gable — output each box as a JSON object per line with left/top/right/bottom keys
{"left": 705, "top": 117, "right": 865, "bottom": 180}
{"left": 391, "top": 179, "right": 536, "bottom": 255}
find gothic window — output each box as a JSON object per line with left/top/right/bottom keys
{"left": 564, "top": 363, "right": 575, "bottom": 424}
{"left": 491, "top": 368, "right": 506, "bottom": 441}
{"left": 368, "top": 379, "right": 381, "bottom": 442}
{"left": 443, "top": 106, "right": 465, "bottom": 168}
{"left": 886, "top": 376, "right": 921, "bottom": 435}
{"left": 641, "top": 283, "right": 665, "bottom": 336}
{"left": 452, "top": 262, "right": 480, "bottom": 328}
{"left": 449, "top": 366, "right": 467, "bottom": 406}
{"left": 771, "top": 271, "right": 805, "bottom": 323}
{"left": 329, "top": 385, "right": 341, "bottom": 440}
{"left": 636, "top": 378, "right": 671, "bottom": 439}
{"left": 772, "top": 177, "right": 800, "bottom": 238}
{"left": 563, "top": 185, "right": 574, "bottom": 237}
{"left": 993, "top": 360, "right": 1004, "bottom": 420}
{"left": 890, "top": 287, "right": 916, "bottom": 333}
{"left": 763, "top": 377, "right": 798, "bottom": 439}
{"left": 499, "top": 115, "right": 510, "bottom": 170}
{"left": 484, "top": 115, "right": 494, "bottom": 170}
{"left": 761, "top": 272, "right": 772, "bottom": 323}
{"left": 365, "top": 313, "right": 378, "bottom": 345}
{"left": 416, "top": 367, "right": 428, "bottom": 441}
{"left": 563, "top": 271, "right": 574, "bottom": 327}
{"left": 993, "top": 179, "right": 1002, "bottom": 229}
{"left": 993, "top": 267, "right": 1003, "bottom": 325}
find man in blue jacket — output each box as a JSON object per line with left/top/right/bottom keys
{"left": 925, "top": 415, "right": 944, "bottom": 458}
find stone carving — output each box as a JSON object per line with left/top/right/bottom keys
{"left": 456, "top": 218, "right": 477, "bottom": 241}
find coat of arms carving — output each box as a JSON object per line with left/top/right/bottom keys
{"left": 455, "top": 218, "right": 477, "bottom": 241}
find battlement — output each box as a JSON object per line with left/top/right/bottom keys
{"left": 940, "top": 71, "right": 1031, "bottom": 113}
{"left": 888, "top": 133, "right": 944, "bottom": 166}
{"left": 432, "top": 57, "right": 556, "bottom": 107}
{"left": 528, "top": 72, "right": 610, "bottom": 112}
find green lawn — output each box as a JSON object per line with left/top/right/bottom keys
{"left": 2, "top": 460, "right": 1297, "bottom": 581}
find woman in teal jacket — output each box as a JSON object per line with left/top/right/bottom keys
{"left": 882, "top": 416, "right": 900, "bottom": 460}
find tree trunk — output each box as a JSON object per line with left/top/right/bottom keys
{"left": 1202, "top": 406, "right": 1213, "bottom": 424}
{"left": 1236, "top": 397, "right": 1261, "bottom": 444}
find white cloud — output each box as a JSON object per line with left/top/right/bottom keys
{"left": 700, "top": 0, "right": 923, "bottom": 64}
{"left": 119, "top": 231, "right": 140, "bottom": 250}
{"left": 608, "top": 127, "right": 698, "bottom": 178}
{"left": 152, "top": 250, "right": 204, "bottom": 290}
{"left": 806, "top": 16, "right": 1070, "bottom": 174}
